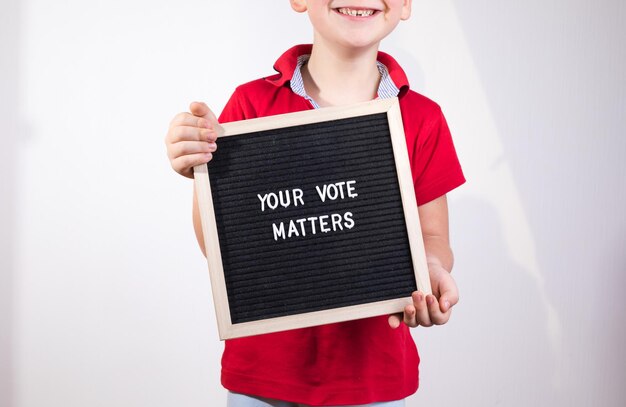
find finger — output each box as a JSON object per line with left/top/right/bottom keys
{"left": 413, "top": 291, "right": 432, "bottom": 327}
{"left": 437, "top": 277, "right": 460, "bottom": 314}
{"left": 427, "top": 294, "right": 451, "bottom": 325}
{"left": 388, "top": 313, "right": 402, "bottom": 329}
{"left": 167, "top": 140, "right": 217, "bottom": 161}
{"left": 171, "top": 152, "right": 213, "bottom": 178}
{"left": 169, "top": 111, "right": 214, "bottom": 129}
{"left": 189, "top": 102, "right": 225, "bottom": 137}
{"left": 428, "top": 289, "right": 457, "bottom": 326}
{"left": 403, "top": 304, "right": 418, "bottom": 328}
{"left": 442, "top": 288, "right": 459, "bottom": 311}
{"left": 167, "top": 125, "right": 219, "bottom": 143}
{"left": 169, "top": 112, "right": 219, "bottom": 135}
{"left": 190, "top": 101, "right": 218, "bottom": 122}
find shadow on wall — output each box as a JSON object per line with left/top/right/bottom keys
{"left": 412, "top": 197, "right": 560, "bottom": 407}
{"left": 0, "top": 1, "right": 19, "bottom": 406}
{"left": 452, "top": 0, "right": 626, "bottom": 404}
{"left": 450, "top": 196, "right": 560, "bottom": 406}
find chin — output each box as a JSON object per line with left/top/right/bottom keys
{"left": 337, "top": 33, "right": 389, "bottom": 50}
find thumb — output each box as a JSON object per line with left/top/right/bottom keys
{"left": 189, "top": 101, "right": 215, "bottom": 120}
{"left": 189, "top": 101, "right": 224, "bottom": 136}
{"left": 438, "top": 284, "right": 459, "bottom": 313}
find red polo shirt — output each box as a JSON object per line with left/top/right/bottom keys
{"left": 217, "top": 44, "right": 465, "bottom": 406}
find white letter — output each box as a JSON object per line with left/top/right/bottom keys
{"left": 278, "top": 190, "right": 291, "bottom": 208}
{"left": 319, "top": 215, "right": 330, "bottom": 233}
{"left": 315, "top": 185, "right": 327, "bottom": 202}
{"left": 257, "top": 193, "right": 268, "bottom": 211}
{"left": 335, "top": 181, "right": 346, "bottom": 199}
{"left": 344, "top": 212, "right": 355, "bottom": 229}
{"left": 272, "top": 222, "right": 286, "bottom": 240}
{"left": 293, "top": 188, "right": 304, "bottom": 206}
{"left": 296, "top": 218, "right": 307, "bottom": 236}
{"left": 326, "top": 184, "right": 338, "bottom": 200}
{"left": 307, "top": 216, "right": 318, "bottom": 234}
{"left": 287, "top": 220, "right": 300, "bottom": 238}
{"left": 267, "top": 193, "right": 278, "bottom": 210}
{"left": 331, "top": 213, "right": 343, "bottom": 231}
{"left": 346, "top": 180, "right": 358, "bottom": 198}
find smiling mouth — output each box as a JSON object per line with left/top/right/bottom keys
{"left": 335, "top": 7, "right": 379, "bottom": 17}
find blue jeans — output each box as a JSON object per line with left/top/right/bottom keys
{"left": 227, "top": 392, "right": 406, "bottom": 407}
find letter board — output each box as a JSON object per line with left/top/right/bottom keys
{"left": 194, "top": 98, "right": 431, "bottom": 340}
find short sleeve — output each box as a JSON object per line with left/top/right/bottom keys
{"left": 410, "top": 106, "right": 465, "bottom": 205}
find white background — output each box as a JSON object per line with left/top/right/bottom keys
{"left": 1, "top": 1, "right": 625, "bottom": 406}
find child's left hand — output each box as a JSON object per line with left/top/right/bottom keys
{"left": 388, "top": 262, "right": 459, "bottom": 328}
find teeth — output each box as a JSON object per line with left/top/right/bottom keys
{"left": 338, "top": 8, "right": 375, "bottom": 17}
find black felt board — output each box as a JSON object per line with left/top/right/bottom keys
{"left": 207, "top": 112, "right": 417, "bottom": 324}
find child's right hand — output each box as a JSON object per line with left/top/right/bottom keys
{"left": 165, "top": 102, "right": 221, "bottom": 179}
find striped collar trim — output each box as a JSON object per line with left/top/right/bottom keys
{"left": 289, "top": 54, "right": 400, "bottom": 108}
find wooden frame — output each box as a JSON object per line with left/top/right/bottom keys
{"left": 193, "top": 98, "right": 431, "bottom": 340}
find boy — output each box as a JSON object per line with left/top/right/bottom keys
{"left": 165, "top": 1, "right": 465, "bottom": 406}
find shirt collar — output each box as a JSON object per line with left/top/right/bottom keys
{"left": 290, "top": 54, "right": 400, "bottom": 108}
{"left": 266, "top": 44, "right": 410, "bottom": 95}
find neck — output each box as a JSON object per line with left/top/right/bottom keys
{"left": 302, "top": 37, "right": 381, "bottom": 107}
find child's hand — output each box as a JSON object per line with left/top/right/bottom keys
{"left": 388, "top": 262, "right": 459, "bottom": 328}
{"left": 165, "top": 102, "right": 222, "bottom": 179}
